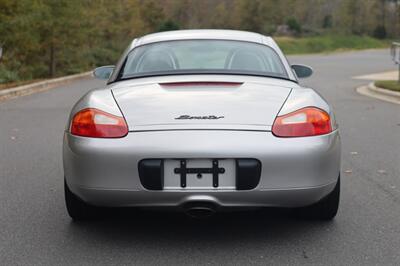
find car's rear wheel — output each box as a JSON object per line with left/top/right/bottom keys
{"left": 64, "top": 179, "right": 99, "bottom": 221}
{"left": 297, "top": 175, "right": 340, "bottom": 220}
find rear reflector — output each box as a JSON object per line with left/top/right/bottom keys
{"left": 70, "top": 108, "right": 128, "bottom": 138}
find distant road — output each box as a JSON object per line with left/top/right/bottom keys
{"left": 1, "top": 49, "right": 399, "bottom": 265}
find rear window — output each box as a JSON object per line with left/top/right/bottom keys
{"left": 119, "top": 40, "right": 288, "bottom": 79}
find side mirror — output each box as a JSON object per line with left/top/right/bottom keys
{"left": 291, "top": 64, "right": 313, "bottom": 78}
{"left": 93, "top": 65, "right": 115, "bottom": 80}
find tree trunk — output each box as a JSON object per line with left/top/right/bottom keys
{"left": 381, "top": 0, "right": 386, "bottom": 27}
{"left": 49, "top": 42, "right": 56, "bottom": 77}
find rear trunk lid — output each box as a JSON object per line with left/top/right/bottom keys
{"left": 111, "top": 76, "right": 292, "bottom": 131}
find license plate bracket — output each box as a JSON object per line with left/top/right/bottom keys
{"left": 163, "top": 159, "right": 235, "bottom": 190}
{"left": 174, "top": 159, "right": 225, "bottom": 188}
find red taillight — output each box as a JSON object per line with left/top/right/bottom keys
{"left": 70, "top": 108, "right": 128, "bottom": 138}
{"left": 272, "top": 107, "right": 332, "bottom": 137}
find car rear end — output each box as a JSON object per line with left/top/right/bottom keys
{"left": 63, "top": 30, "right": 341, "bottom": 220}
{"left": 63, "top": 75, "right": 340, "bottom": 214}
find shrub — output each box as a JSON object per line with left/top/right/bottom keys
{"left": 286, "top": 18, "right": 302, "bottom": 34}
{"left": 373, "top": 25, "right": 387, "bottom": 39}
{"left": 157, "top": 20, "right": 180, "bottom": 32}
{"left": 0, "top": 65, "right": 19, "bottom": 83}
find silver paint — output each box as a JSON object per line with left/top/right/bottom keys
{"left": 111, "top": 75, "right": 292, "bottom": 131}
{"left": 63, "top": 30, "right": 341, "bottom": 210}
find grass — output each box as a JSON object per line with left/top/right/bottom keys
{"left": 275, "top": 35, "right": 390, "bottom": 55}
{"left": 0, "top": 79, "right": 44, "bottom": 91}
{"left": 375, "top": 80, "right": 400, "bottom": 92}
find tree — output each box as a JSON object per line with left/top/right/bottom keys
{"left": 36, "top": 0, "right": 86, "bottom": 76}
{"left": 2, "top": 0, "right": 400, "bottom": 84}
{"left": 210, "top": 2, "right": 230, "bottom": 29}
{"left": 237, "top": 0, "right": 263, "bottom": 32}
{"left": 140, "top": 0, "right": 165, "bottom": 33}
{"left": 323, "top": 15, "right": 333, "bottom": 28}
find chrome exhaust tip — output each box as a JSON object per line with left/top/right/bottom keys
{"left": 186, "top": 207, "right": 216, "bottom": 218}
{"left": 184, "top": 202, "right": 217, "bottom": 218}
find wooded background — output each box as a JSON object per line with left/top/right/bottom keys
{"left": 0, "top": 0, "right": 399, "bottom": 83}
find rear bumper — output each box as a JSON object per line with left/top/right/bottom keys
{"left": 63, "top": 130, "right": 341, "bottom": 208}
{"left": 68, "top": 181, "right": 337, "bottom": 209}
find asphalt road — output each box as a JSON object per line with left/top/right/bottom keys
{"left": 1, "top": 49, "right": 399, "bottom": 265}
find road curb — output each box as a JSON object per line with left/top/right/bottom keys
{"left": 0, "top": 71, "right": 92, "bottom": 101}
{"left": 356, "top": 82, "right": 400, "bottom": 105}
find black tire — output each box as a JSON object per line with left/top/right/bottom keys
{"left": 64, "top": 179, "right": 99, "bottom": 221}
{"left": 297, "top": 176, "right": 340, "bottom": 220}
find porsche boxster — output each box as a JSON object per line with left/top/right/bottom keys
{"left": 63, "top": 30, "right": 341, "bottom": 220}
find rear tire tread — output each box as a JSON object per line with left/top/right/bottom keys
{"left": 64, "top": 179, "right": 99, "bottom": 221}
{"left": 297, "top": 176, "right": 340, "bottom": 220}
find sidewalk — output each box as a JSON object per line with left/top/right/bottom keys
{"left": 354, "top": 70, "right": 400, "bottom": 104}
{"left": 0, "top": 71, "right": 92, "bottom": 102}
{"left": 353, "top": 70, "right": 398, "bottom": 81}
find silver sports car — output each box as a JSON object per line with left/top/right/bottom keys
{"left": 63, "top": 30, "right": 341, "bottom": 220}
